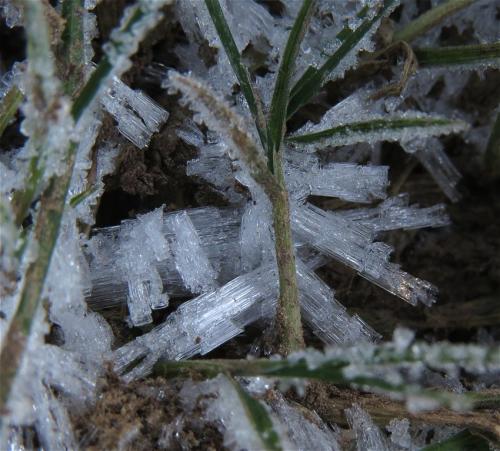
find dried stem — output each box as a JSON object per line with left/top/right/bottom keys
{"left": 170, "top": 72, "right": 304, "bottom": 354}
{"left": 393, "top": 0, "right": 476, "bottom": 43}
{"left": 272, "top": 154, "right": 305, "bottom": 354}
{"left": 1, "top": 0, "right": 167, "bottom": 418}
{"left": 305, "top": 385, "right": 500, "bottom": 442}
{"left": 0, "top": 146, "right": 76, "bottom": 412}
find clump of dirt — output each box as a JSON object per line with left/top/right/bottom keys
{"left": 72, "top": 373, "right": 226, "bottom": 451}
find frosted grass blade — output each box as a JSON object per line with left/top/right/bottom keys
{"left": 156, "top": 340, "right": 500, "bottom": 418}
{"left": 267, "top": 0, "right": 315, "bottom": 170}
{"left": 415, "top": 42, "right": 500, "bottom": 68}
{"left": 287, "top": 0, "right": 397, "bottom": 118}
{"left": 287, "top": 116, "right": 468, "bottom": 148}
{"left": 230, "top": 378, "right": 283, "bottom": 451}
{"left": 204, "top": 0, "right": 267, "bottom": 148}
{"left": 61, "top": 0, "right": 85, "bottom": 95}
{"left": 0, "top": 86, "right": 23, "bottom": 139}
{"left": 1, "top": 0, "right": 170, "bottom": 418}
{"left": 393, "top": 0, "right": 475, "bottom": 43}
{"left": 169, "top": 73, "right": 280, "bottom": 201}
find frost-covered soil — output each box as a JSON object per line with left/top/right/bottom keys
{"left": 1, "top": 0, "right": 500, "bottom": 449}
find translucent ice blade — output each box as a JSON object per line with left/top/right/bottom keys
{"left": 269, "top": 391, "right": 341, "bottom": 451}
{"left": 345, "top": 404, "right": 390, "bottom": 451}
{"left": 337, "top": 194, "right": 451, "bottom": 232}
{"left": 296, "top": 259, "right": 380, "bottom": 345}
{"left": 101, "top": 77, "right": 169, "bottom": 149}
{"left": 167, "top": 210, "right": 219, "bottom": 294}
{"left": 291, "top": 203, "right": 437, "bottom": 306}
{"left": 413, "top": 140, "right": 462, "bottom": 202}
{"left": 285, "top": 151, "right": 389, "bottom": 203}
{"left": 126, "top": 278, "right": 154, "bottom": 326}
{"left": 114, "top": 264, "right": 278, "bottom": 381}
{"left": 185, "top": 134, "right": 245, "bottom": 204}
{"left": 240, "top": 194, "right": 275, "bottom": 272}
{"left": 85, "top": 207, "right": 241, "bottom": 310}
{"left": 117, "top": 207, "right": 170, "bottom": 326}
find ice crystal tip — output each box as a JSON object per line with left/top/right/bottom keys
{"left": 101, "top": 77, "right": 169, "bottom": 148}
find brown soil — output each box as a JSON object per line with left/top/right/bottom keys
{"left": 72, "top": 373, "right": 226, "bottom": 450}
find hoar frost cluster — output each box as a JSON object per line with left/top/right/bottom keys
{"left": 0, "top": 0, "right": 499, "bottom": 449}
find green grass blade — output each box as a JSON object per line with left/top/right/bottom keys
{"left": 393, "top": 0, "right": 476, "bottom": 43}
{"left": 422, "top": 430, "right": 491, "bottom": 451}
{"left": 204, "top": 0, "right": 267, "bottom": 148}
{"left": 60, "top": 0, "right": 85, "bottom": 95}
{"left": 415, "top": 42, "right": 500, "bottom": 67}
{"left": 229, "top": 378, "right": 283, "bottom": 451}
{"left": 287, "top": 0, "right": 397, "bottom": 118}
{"left": 1, "top": 0, "right": 169, "bottom": 419}
{"left": 286, "top": 116, "right": 468, "bottom": 148}
{"left": 267, "top": 0, "right": 315, "bottom": 171}
{"left": 155, "top": 341, "right": 500, "bottom": 414}
{"left": 0, "top": 86, "right": 23, "bottom": 139}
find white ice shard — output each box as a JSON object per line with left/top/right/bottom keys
{"left": 85, "top": 207, "right": 242, "bottom": 310}
{"left": 237, "top": 168, "right": 275, "bottom": 272}
{"left": 345, "top": 404, "right": 390, "bottom": 451}
{"left": 166, "top": 210, "right": 219, "bottom": 294}
{"left": 114, "top": 258, "right": 381, "bottom": 381}
{"left": 117, "top": 207, "right": 170, "bottom": 326}
{"left": 387, "top": 418, "right": 412, "bottom": 449}
{"left": 185, "top": 130, "right": 245, "bottom": 204}
{"left": 113, "top": 264, "right": 277, "bottom": 381}
{"left": 2, "top": 305, "right": 98, "bottom": 450}
{"left": 285, "top": 149, "right": 389, "bottom": 203}
{"left": 101, "top": 77, "right": 169, "bottom": 149}
{"left": 269, "top": 391, "right": 341, "bottom": 451}
{"left": 180, "top": 375, "right": 285, "bottom": 451}
{"left": 403, "top": 137, "right": 462, "bottom": 202}
{"left": 297, "top": 259, "right": 380, "bottom": 345}
{"left": 337, "top": 194, "right": 451, "bottom": 232}
{"left": 291, "top": 203, "right": 437, "bottom": 306}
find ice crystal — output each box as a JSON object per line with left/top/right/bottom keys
{"left": 268, "top": 391, "right": 341, "bottom": 451}
{"left": 118, "top": 207, "right": 170, "bottom": 326}
{"left": 387, "top": 418, "right": 412, "bottom": 449}
{"left": 346, "top": 404, "right": 390, "bottom": 451}
{"left": 101, "top": 77, "right": 169, "bottom": 148}
{"left": 2, "top": 0, "right": 498, "bottom": 447}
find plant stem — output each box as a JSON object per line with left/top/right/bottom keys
{"left": 414, "top": 42, "right": 500, "bottom": 67}
{"left": 393, "top": 0, "right": 476, "bottom": 43}
{"left": 0, "top": 144, "right": 75, "bottom": 413}
{"left": 0, "top": 86, "right": 23, "bottom": 138}
{"left": 271, "top": 155, "right": 304, "bottom": 355}
{"left": 303, "top": 386, "right": 500, "bottom": 442}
